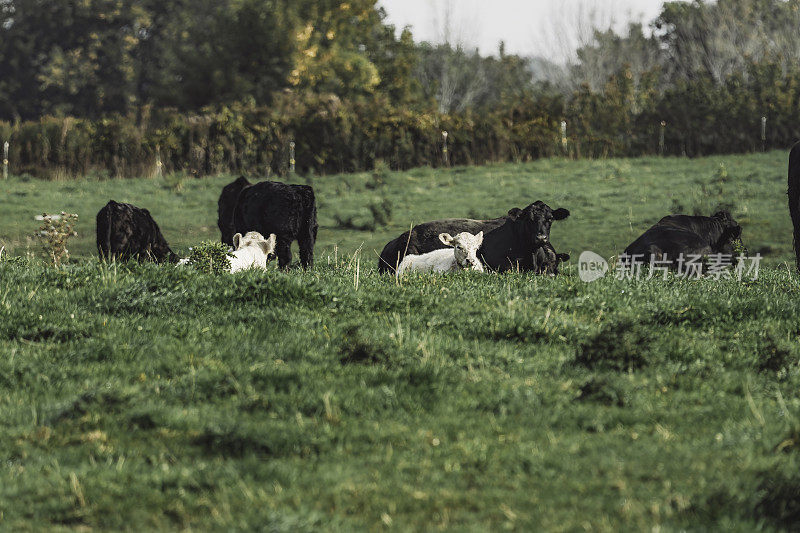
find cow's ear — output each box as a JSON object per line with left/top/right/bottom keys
{"left": 557, "top": 253, "right": 570, "bottom": 262}
{"left": 258, "top": 241, "right": 273, "bottom": 257}
{"left": 439, "top": 233, "right": 455, "bottom": 246}
{"left": 727, "top": 225, "right": 742, "bottom": 240}
{"left": 553, "top": 208, "right": 570, "bottom": 220}
{"left": 507, "top": 208, "right": 522, "bottom": 219}
{"left": 259, "top": 234, "right": 277, "bottom": 257}
{"left": 233, "top": 233, "right": 242, "bottom": 250}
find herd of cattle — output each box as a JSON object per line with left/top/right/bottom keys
{"left": 94, "top": 143, "right": 800, "bottom": 275}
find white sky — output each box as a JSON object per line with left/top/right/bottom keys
{"left": 379, "top": 0, "right": 679, "bottom": 61}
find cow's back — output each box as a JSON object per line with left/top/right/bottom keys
{"left": 96, "top": 200, "right": 174, "bottom": 262}
{"left": 233, "top": 181, "right": 315, "bottom": 237}
{"left": 625, "top": 226, "right": 712, "bottom": 260}
{"left": 655, "top": 214, "right": 725, "bottom": 241}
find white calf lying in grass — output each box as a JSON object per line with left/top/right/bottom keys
{"left": 228, "top": 231, "right": 277, "bottom": 273}
{"left": 179, "top": 231, "right": 277, "bottom": 273}
{"left": 397, "top": 231, "right": 484, "bottom": 275}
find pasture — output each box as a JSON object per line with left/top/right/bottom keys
{"left": 1, "top": 152, "right": 800, "bottom": 530}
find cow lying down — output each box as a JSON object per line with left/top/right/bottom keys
{"left": 180, "top": 231, "right": 277, "bottom": 273}
{"left": 397, "top": 231, "right": 484, "bottom": 275}
{"left": 228, "top": 231, "right": 277, "bottom": 273}
{"left": 623, "top": 211, "right": 743, "bottom": 267}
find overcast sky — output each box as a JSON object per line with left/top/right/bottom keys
{"left": 379, "top": 0, "right": 678, "bottom": 61}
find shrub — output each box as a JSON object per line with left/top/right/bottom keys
{"left": 186, "top": 241, "right": 232, "bottom": 275}
{"left": 35, "top": 212, "right": 78, "bottom": 265}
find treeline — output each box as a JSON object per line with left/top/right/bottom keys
{"left": 1, "top": 0, "right": 799, "bottom": 178}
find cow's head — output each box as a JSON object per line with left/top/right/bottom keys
{"left": 507, "top": 201, "right": 570, "bottom": 245}
{"left": 233, "top": 231, "right": 277, "bottom": 261}
{"left": 711, "top": 211, "right": 744, "bottom": 254}
{"left": 439, "top": 231, "right": 484, "bottom": 272}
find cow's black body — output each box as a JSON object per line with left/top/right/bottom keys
{"left": 623, "top": 210, "right": 742, "bottom": 266}
{"left": 788, "top": 142, "right": 800, "bottom": 270}
{"left": 378, "top": 201, "right": 570, "bottom": 273}
{"left": 232, "top": 180, "right": 318, "bottom": 269}
{"left": 218, "top": 176, "right": 252, "bottom": 246}
{"left": 96, "top": 200, "right": 177, "bottom": 262}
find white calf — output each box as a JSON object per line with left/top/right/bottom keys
{"left": 397, "top": 231, "right": 484, "bottom": 275}
{"left": 178, "top": 231, "right": 277, "bottom": 272}
{"left": 228, "top": 231, "right": 277, "bottom": 273}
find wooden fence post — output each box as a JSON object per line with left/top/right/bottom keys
{"left": 3, "top": 141, "right": 8, "bottom": 180}
{"left": 659, "top": 121, "right": 666, "bottom": 156}
{"left": 560, "top": 121, "right": 567, "bottom": 155}
{"left": 442, "top": 131, "right": 449, "bottom": 167}
{"left": 761, "top": 116, "right": 767, "bottom": 152}
{"left": 289, "top": 141, "right": 296, "bottom": 174}
{"left": 155, "top": 146, "right": 163, "bottom": 177}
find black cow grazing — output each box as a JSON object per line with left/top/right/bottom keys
{"left": 788, "top": 142, "right": 800, "bottom": 270}
{"left": 96, "top": 200, "right": 177, "bottom": 262}
{"left": 378, "top": 201, "right": 570, "bottom": 273}
{"left": 623, "top": 210, "right": 743, "bottom": 266}
{"left": 218, "top": 176, "right": 252, "bottom": 247}
{"left": 232, "top": 181, "right": 318, "bottom": 269}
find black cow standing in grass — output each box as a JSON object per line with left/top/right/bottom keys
{"left": 218, "top": 176, "right": 252, "bottom": 247}
{"left": 623, "top": 210, "right": 743, "bottom": 266}
{"left": 96, "top": 200, "right": 177, "bottom": 262}
{"left": 230, "top": 181, "right": 318, "bottom": 269}
{"left": 788, "top": 142, "right": 800, "bottom": 270}
{"left": 378, "top": 201, "right": 570, "bottom": 273}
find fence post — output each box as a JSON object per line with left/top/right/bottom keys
{"left": 560, "top": 121, "right": 567, "bottom": 155}
{"left": 155, "top": 146, "right": 163, "bottom": 177}
{"left": 659, "top": 121, "right": 666, "bottom": 156}
{"left": 3, "top": 141, "right": 8, "bottom": 179}
{"left": 289, "top": 141, "right": 296, "bottom": 174}
{"left": 442, "top": 131, "right": 449, "bottom": 167}
{"left": 761, "top": 116, "right": 767, "bottom": 152}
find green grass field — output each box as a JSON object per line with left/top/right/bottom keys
{"left": 1, "top": 152, "right": 799, "bottom": 531}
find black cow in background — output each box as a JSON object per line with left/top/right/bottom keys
{"left": 788, "top": 142, "right": 800, "bottom": 270}
{"left": 378, "top": 201, "right": 570, "bottom": 273}
{"left": 218, "top": 176, "right": 252, "bottom": 247}
{"left": 96, "top": 200, "right": 177, "bottom": 262}
{"left": 231, "top": 181, "right": 318, "bottom": 269}
{"left": 623, "top": 210, "right": 743, "bottom": 266}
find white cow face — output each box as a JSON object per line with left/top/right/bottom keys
{"left": 439, "top": 231, "right": 484, "bottom": 271}
{"left": 232, "top": 231, "right": 277, "bottom": 261}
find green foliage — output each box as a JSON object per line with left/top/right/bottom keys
{"left": 186, "top": 241, "right": 232, "bottom": 275}
{"left": 1, "top": 0, "right": 800, "bottom": 172}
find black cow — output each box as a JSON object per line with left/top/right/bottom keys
{"left": 218, "top": 176, "right": 252, "bottom": 247}
{"left": 623, "top": 210, "right": 743, "bottom": 266}
{"left": 788, "top": 142, "right": 800, "bottom": 270}
{"left": 378, "top": 201, "right": 570, "bottom": 273}
{"left": 96, "top": 200, "right": 177, "bottom": 262}
{"left": 232, "top": 181, "right": 318, "bottom": 269}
